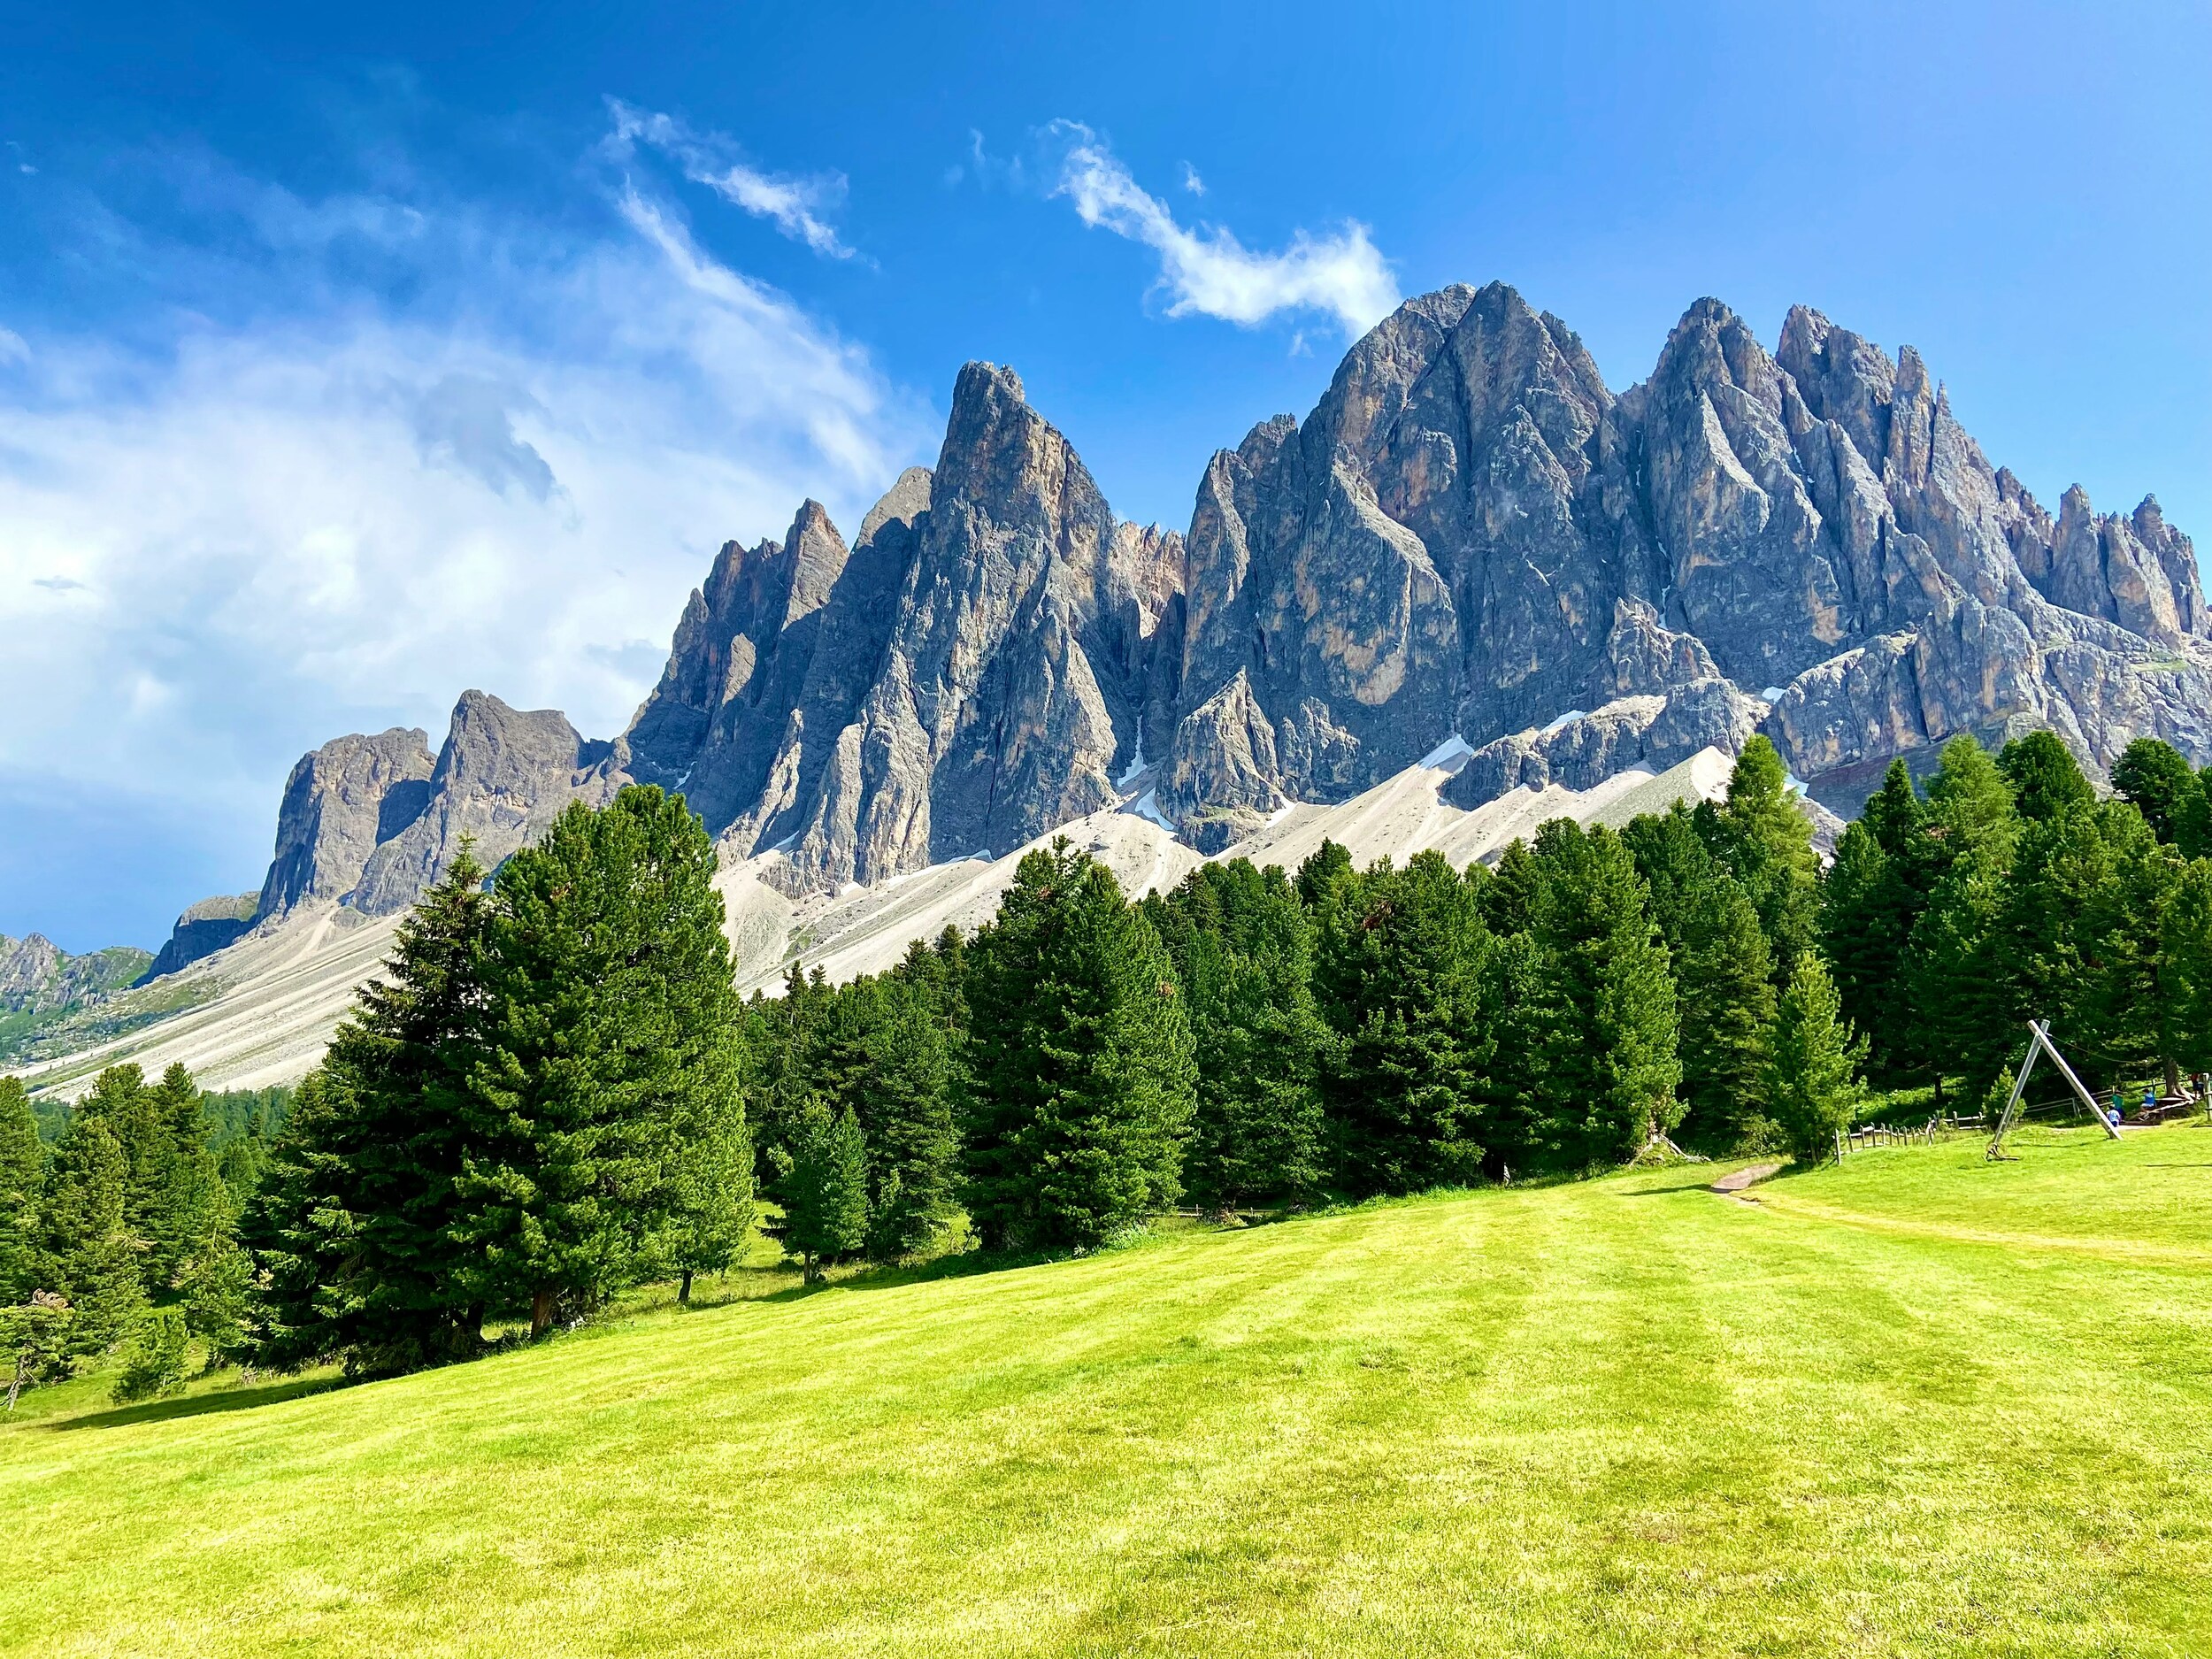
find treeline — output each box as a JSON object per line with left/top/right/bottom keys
{"left": 6, "top": 728, "right": 2202, "bottom": 1392}
{"left": 1824, "top": 729, "right": 2212, "bottom": 1102}
{"left": 747, "top": 737, "right": 1851, "bottom": 1248}
{"left": 0, "top": 1063, "right": 272, "bottom": 1405}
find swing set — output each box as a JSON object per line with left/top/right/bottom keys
{"left": 1986, "top": 1019, "right": 2124, "bottom": 1161}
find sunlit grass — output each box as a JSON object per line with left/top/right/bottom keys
{"left": 6, "top": 1124, "right": 2212, "bottom": 1655}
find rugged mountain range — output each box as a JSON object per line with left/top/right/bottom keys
{"left": 142, "top": 281, "right": 2212, "bottom": 974}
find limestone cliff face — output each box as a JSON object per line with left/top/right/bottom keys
{"left": 349, "top": 692, "right": 625, "bottom": 916}
{"left": 257, "top": 727, "right": 436, "bottom": 917}
{"left": 624, "top": 363, "right": 1181, "bottom": 892}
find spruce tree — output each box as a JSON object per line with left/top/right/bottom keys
{"left": 243, "top": 849, "right": 494, "bottom": 1373}
{"left": 1763, "top": 954, "right": 1866, "bottom": 1163}
{"left": 961, "top": 841, "right": 1196, "bottom": 1250}
{"left": 1149, "top": 861, "right": 1328, "bottom": 1210}
{"left": 2112, "top": 737, "right": 2203, "bottom": 846}
{"left": 1527, "top": 821, "right": 1683, "bottom": 1168}
{"left": 0, "top": 1077, "right": 43, "bottom": 1304}
{"left": 2161, "top": 860, "right": 2212, "bottom": 1078}
{"left": 1905, "top": 738, "right": 2020, "bottom": 1095}
{"left": 1313, "top": 850, "right": 1489, "bottom": 1196}
{"left": 2077, "top": 804, "right": 2185, "bottom": 1091}
{"left": 1997, "top": 731, "right": 2095, "bottom": 824}
{"left": 457, "top": 787, "right": 749, "bottom": 1336}
{"left": 36, "top": 1117, "right": 145, "bottom": 1367}
{"left": 853, "top": 969, "right": 958, "bottom": 1261}
{"left": 1695, "top": 736, "right": 1820, "bottom": 987}
{"left": 1623, "top": 806, "right": 1775, "bottom": 1149}
{"left": 767, "top": 1099, "right": 871, "bottom": 1283}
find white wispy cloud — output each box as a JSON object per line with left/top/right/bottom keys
{"left": 603, "top": 100, "right": 852, "bottom": 258}
{"left": 1046, "top": 121, "right": 1397, "bottom": 337}
{"left": 0, "top": 148, "right": 931, "bottom": 918}
{"left": 1180, "top": 161, "right": 1205, "bottom": 196}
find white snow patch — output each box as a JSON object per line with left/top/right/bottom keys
{"left": 1540, "top": 709, "right": 1587, "bottom": 737}
{"left": 1417, "top": 733, "right": 1473, "bottom": 770}
{"left": 1130, "top": 789, "right": 1177, "bottom": 832}
{"left": 1761, "top": 686, "right": 1787, "bottom": 703}
{"left": 1114, "top": 732, "right": 1149, "bottom": 791}
{"left": 1784, "top": 772, "right": 1809, "bottom": 797}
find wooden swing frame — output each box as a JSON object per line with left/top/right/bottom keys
{"left": 1987, "top": 1019, "right": 2123, "bottom": 1160}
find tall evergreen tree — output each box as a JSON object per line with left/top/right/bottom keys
{"left": 35, "top": 1117, "right": 145, "bottom": 1366}
{"left": 244, "top": 849, "right": 494, "bottom": 1373}
{"left": 1763, "top": 954, "right": 1866, "bottom": 1164}
{"left": 2077, "top": 804, "right": 2185, "bottom": 1091}
{"left": 1527, "top": 820, "right": 1682, "bottom": 1168}
{"left": 0, "top": 1078, "right": 42, "bottom": 1304}
{"left": 1997, "top": 731, "right": 2096, "bottom": 824}
{"left": 457, "top": 787, "right": 749, "bottom": 1336}
{"left": 766, "top": 1099, "right": 871, "bottom": 1283}
{"left": 961, "top": 841, "right": 1195, "bottom": 1250}
{"left": 1695, "top": 736, "right": 1820, "bottom": 987}
{"left": 1623, "top": 806, "right": 1775, "bottom": 1149}
{"left": 1312, "top": 850, "right": 1490, "bottom": 1195}
{"left": 2112, "top": 737, "right": 2203, "bottom": 847}
{"left": 852, "top": 968, "right": 958, "bottom": 1261}
{"left": 1905, "top": 737, "right": 2019, "bottom": 1094}
{"left": 1148, "top": 861, "right": 1327, "bottom": 1210}
{"left": 2161, "top": 859, "right": 2212, "bottom": 1078}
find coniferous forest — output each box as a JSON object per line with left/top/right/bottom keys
{"left": 8, "top": 728, "right": 2212, "bottom": 1392}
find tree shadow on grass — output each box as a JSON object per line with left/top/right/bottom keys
{"left": 50, "top": 1375, "right": 345, "bottom": 1432}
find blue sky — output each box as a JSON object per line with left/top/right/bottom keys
{"left": 4, "top": 0, "right": 2208, "bottom": 952}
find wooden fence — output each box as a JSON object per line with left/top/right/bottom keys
{"left": 1835, "top": 1116, "right": 1954, "bottom": 1159}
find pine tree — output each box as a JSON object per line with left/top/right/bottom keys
{"left": 36, "top": 1117, "right": 145, "bottom": 1368}
{"left": 1905, "top": 738, "right": 2020, "bottom": 1095}
{"left": 853, "top": 969, "right": 958, "bottom": 1261}
{"left": 1148, "top": 861, "right": 1328, "bottom": 1210}
{"left": 766, "top": 1100, "right": 871, "bottom": 1283}
{"left": 2161, "top": 860, "right": 2212, "bottom": 1078}
{"left": 1313, "top": 850, "right": 1490, "bottom": 1196}
{"left": 244, "top": 849, "right": 495, "bottom": 1373}
{"left": 1527, "top": 820, "right": 1682, "bottom": 1168}
{"left": 1623, "top": 806, "right": 1775, "bottom": 1149}
{"left": 457, "top": 787, "right": 749, "bottom": 1336}
{"left": 1763, "top": 954, "right": 1866, "bottom": 1163}
{"left": 0, "top": 1077, "right": 43, "bottom": 1304}
{"left": 2077, "top": 804, "right": 2185, "bottom": 1091}
{"left": 1997, "top": 731, "right": 2096, "bottom": 824}
{"left": 961, "top": 841, "right": 1196, "bottom": 1250}
{"left": 2112, "top": 737, "right": 2203, "bottom": 846}
{"left": 1478, "top": 839, "right": 1544, "bottom": 938}
{"left": 111, "top": 1307, "right": 188, "bottom": 1404}
{"left": 1695, "top": 736, "right": 1820, "bottom": 987}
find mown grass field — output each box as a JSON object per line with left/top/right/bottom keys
{"left": 9, "top": 1123, "right": 2212, "bottom": 1656}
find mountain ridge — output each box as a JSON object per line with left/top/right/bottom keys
{"left": 109, "top": 280, "right": 2212, "bottom": 982}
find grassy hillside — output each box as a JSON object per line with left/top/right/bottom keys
{"left": 8, "top": 1124, "right": 2212, "bottom": 1656}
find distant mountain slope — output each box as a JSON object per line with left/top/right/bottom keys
{"left": 0, "top": 933, "right": 157, "bottom": 1066}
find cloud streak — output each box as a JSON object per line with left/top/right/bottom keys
{"left": 0, "top": 139, "right": 931, "bottom": 939}
{"left": 604, "top": 100, "right": 853, "bottom": 258}
{"left": 1047, "top": 122, "right": 1397, "bottom": 336}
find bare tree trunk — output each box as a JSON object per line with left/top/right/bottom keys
{"left": 2166, "top": 1056, "right": 2181, "bottom": 1097}
{"left": 6, "top": 1350, "right": 25, "bottom": 1413}
{"left": 530, "top": 1287, "right": 555, "bottom": 1339}
{"left": 679, "top": 1270, "right": 693, "bottom": 1306}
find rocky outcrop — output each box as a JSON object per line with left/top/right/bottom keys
{"left": 140, "top": 894, "right": 259, "bottom": 982}
{"left": 348, "top": 691, "right": 626, "bottom": 916}
{"left": 623, "top": 364, "right": 1186, "bottom": 894}
{"left": 256, "top": 727, "right": 436, "bottom": 917}
{"left": 0, "top": 934, "right": 149, "bottom": 1016}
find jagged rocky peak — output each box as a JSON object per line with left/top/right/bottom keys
{"left": 349, "top": 690, "right": 622, "bottom": 917}
{"left": 257, "top": 726, "right": 437, "bottom": 918}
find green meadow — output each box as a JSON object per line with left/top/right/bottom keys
{"left": 9, "top": 1122, "right": 2212, "bottom": 1657}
